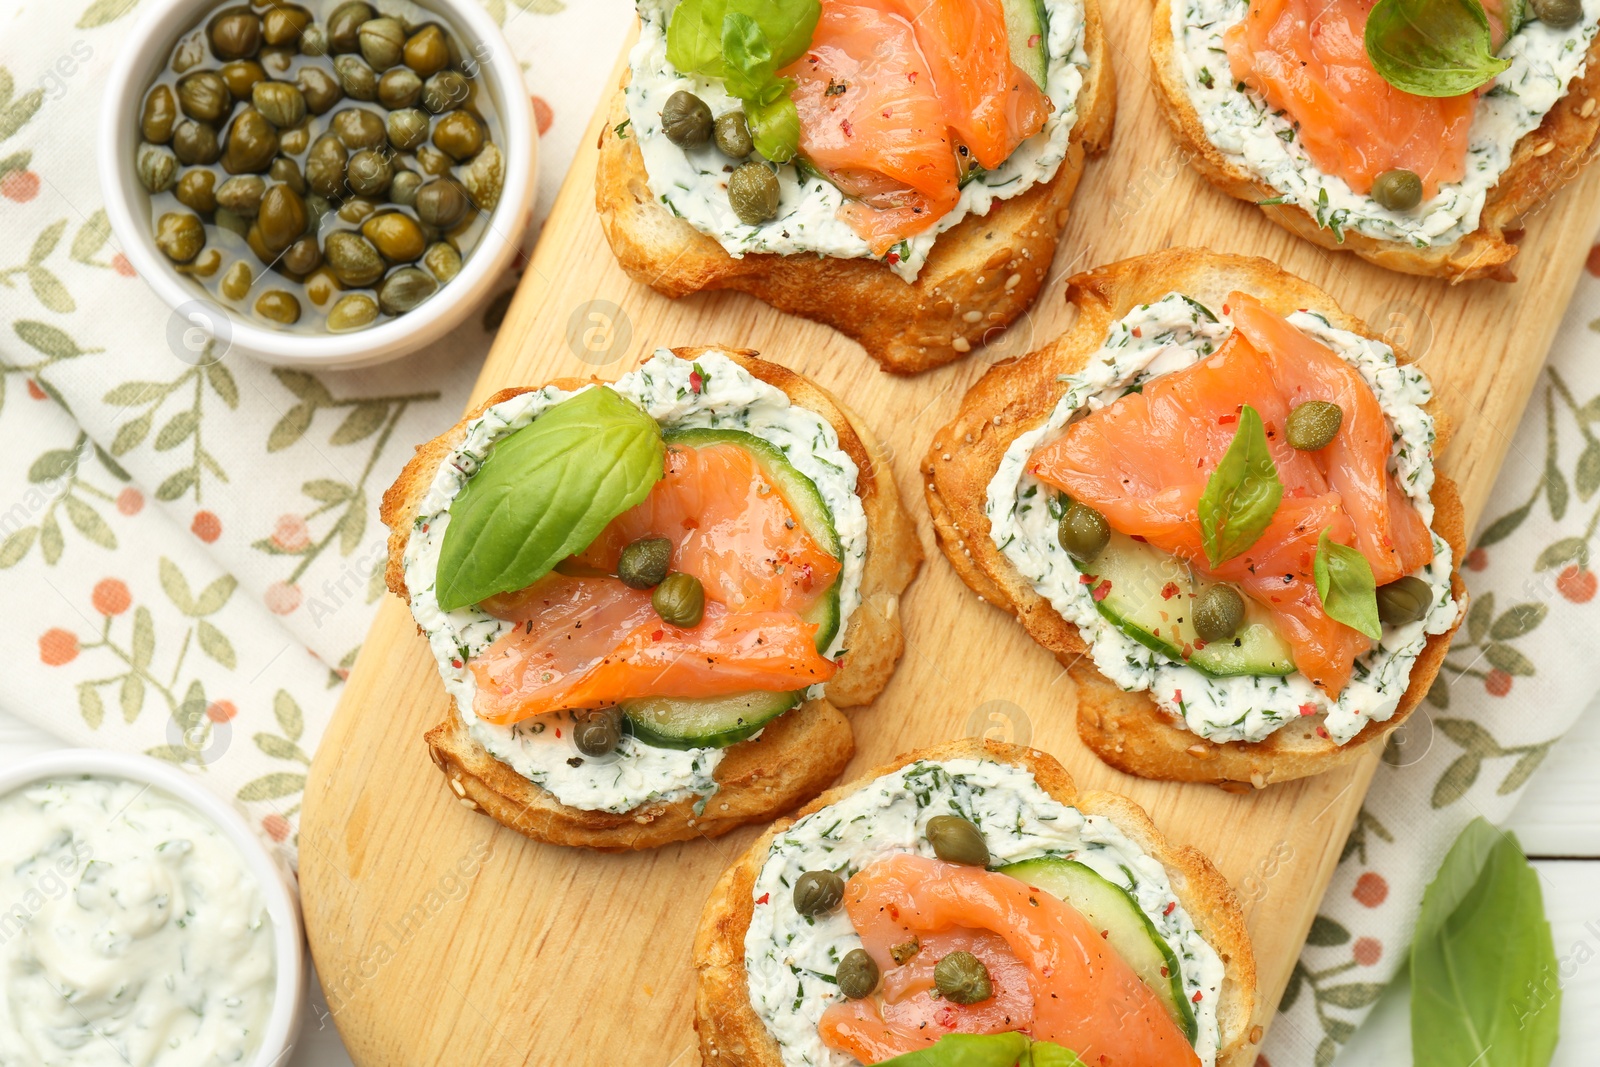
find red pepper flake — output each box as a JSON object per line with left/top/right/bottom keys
{"left": 907, "top": 70, "right": 917, "bottom": 82}
{"left": 1218, "top": 412, "right": 1238, "bottom": 425}
{"left": 1222, "top": 303, "right": 1231, "bottom": 315}
{"left": 421, "top": 523, "right": 429, "bottom": 533}
{"left": 1160, "top": 966, "right": 1170, "bottom": 978}
{"left": 1298, "top": 703, "right": 1317, "bottom": 716}
{"left": 555, "top": 728, "right": 562, "bottom": 738}
{"left": 653, "top": 629, "right": 664, "bottom": 641}
{"left": 1079, "top": 573, "right": 1096, "bottom": 585}
{"left": 840, "top": 118, "right": 854, "bottom": 137}
{"left": 1316, "top": 725, "right": 1331, "bottom": 739}
{"left": 689, "top": 368, "right": 704, "bottom": 394}
{"left": 1160, "top": 581, "right": 1180, "bottom": 600}
{"left": 1193, "top": 638, "right": 1207, "bottom": 650}
{"left": 1091, "top": 579, "right": 1112, "bottom": 602}
{"left": 1028, "top": 32, "right": 1040, "bottom": 47}
{"left": 1130, "top": 534, "right": 1148, "bottom": 543}
{"left": 886, "top": 250, "right": 900, "bottom": 265}
{"left": 1164, "top": 900, "right": 1177, "bottom": 915}
{"left": 882, "top": 109, "right": 891, "bottom": 119}
{"left": 755, "top": 892, "right": 770, "bottom": 905}
{"left": 1131, "top": 326, "right": 1143, "bottom": 338}
{"left": 451, "top": 658, "right": 463, "bottom": 668}
{"left": 1101, "top": 930, "right": 1110, "bottom": 938}
{"left": 1192, "top": 990, "right": 1204, "bottom": 1004}
{"left": 1181, "top": 641, "right": 1194, "bottom": 658}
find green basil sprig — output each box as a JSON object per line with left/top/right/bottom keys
{"left": 1411, "top": 818, "right": 1560, "bottom": 1067}
{"left": 877, "top": 1033, "right": 1086, "bottom": 1067}
{"left": 1365, "top": 0, "right": 1510, "bottom": 97}
{"left": 1197, "top": 405, "right": 1283, "bottom": 568}
{"left": 434, "top": 388, "right": 665, "bottom": 611}
{"left": 1312, "top": 529, "right": 1382, "bottom": 639}
{"left": 666, "top": 0, "right": 820, "bottom": 162}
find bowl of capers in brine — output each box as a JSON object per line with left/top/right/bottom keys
{"left": 99, "top": 0, "right": 536, "bottom": 368}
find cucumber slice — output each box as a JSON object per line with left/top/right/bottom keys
{"left": 1076, "top": 530, "right": 1296, "bottom": 677}
{"left": 620, "top": 428, "right": 845, "bottom": 751}
{"left": 620, "top": 689, "right": 800, "bottom": 750}
{"left": 998, "top": 856, "right": 1198, "bottom": 1043}
{"left": 1001, "top": 0, "right": 1050, "bottom": 89}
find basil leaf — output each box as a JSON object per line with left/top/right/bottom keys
{"left": 1313, "top": 529, "right": 1383, "bottom": 639}
{"left": 722, "top": 11, "right": 777, "bottom": 100}
{"left": 666, "top": 0, "right": 726, "bottom": 76}
{"left": 747, "top": 92, "right": 801, "bottom": 162}
{"left": 434, "top": 388, "right": 664, "bottom": 611}
{"left": 729, "top": 0, "right": 820, "bottom": 70}
{"left": 877, "top": 1033, "right": 1034, "bottom": 1067}
{"left": 667, "top": 0, "right": 819, "bottom": 78}
{"left": 1196, "top": 405, "right": 1283, "bottom": 568}
{"left": 1365, "top": 0, "right": 1510, "bottom": 97}
{"left": 1411, "top": 818, "right": 1560, "bottom": 1067}
{"left": 1024, "top": 1044, "right": 1088, "bottom": 1067}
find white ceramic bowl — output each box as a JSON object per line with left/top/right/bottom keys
{"left": 0, "top": 749, "right": 306, "bottom": 1066}
{"left": 98, "top": 0, "right": 536, "bottom": 369}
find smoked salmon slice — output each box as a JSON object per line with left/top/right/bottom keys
{"left": 464, "top": 441, "right": 840, "bottom": 725}
{"left": 783, "top": 0, "right": 1051, "bottom": 252}
{"left": 1222, "top": 0, "right": 1477, "bottom": 198}
{"left": 1028, "top": 294, "right": 1433, "bottom": 696}
{"left": 818, "top": 854, "right": 1199, "bottom": 1066}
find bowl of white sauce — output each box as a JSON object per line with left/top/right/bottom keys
{"left": 0, "top": 750, "right": 305, "bottom": 1067}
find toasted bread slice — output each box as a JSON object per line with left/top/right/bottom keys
{"left": 380, "top": 347, "right": 922, "bottom": 851}
{"left": 922, "top": 249, "right": 1467, "bottom": 787}
{"left": 694, "top": 738, "right": 1261, "bottom": 1066}
{"left": 1150, "top": 2, "right": 1600, "bottom": 282}
{"left": 594, "top": 6, "right": 1116, "bottom": 375}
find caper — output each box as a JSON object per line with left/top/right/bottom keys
{"left": 835, "top": 949, "right": 879, "bottom": 1000}
{"left": 176, "top": 71, "right": 232, "bottom": 123}
{"left": 323, "top": 231, "right": 385, "bottom": 286}
{"left": 251, "top": 81, "right": 306, "bottom": 128}
{"left": 334, "top": 54, "right": 378, "bottom": 101}
{"left": 219, "top": 259, "right": 254, "bottom": 300}
{"left": 1285, "top": 400, "right": 1344, "bottom": 451}
{"left": 1370, "top": 168, "right": 1423, "bottom": 212}
{"left": 174, "top": 248, "right": 222, "bottom": 277}
{"left": 299, "top": 22, "right": 329, "bottom": 56}
{"left": 378, "top": 67, "right": 423, "bottom": 109}
{"left": 413, "top": 178, "right": 467, "bottom": 227}
{"left": 1375, "top": 575, "right": 1432, "bottom": 627}
{"left": 257, "top": 183, "right": 308, "bottom": 254}
{"left": 1532, "top": 0, "right": 1584, "bottom": 26}
{"left": 326, "top": 291, "right": 379, "bottom": 331}
{"left": 377, "top": 265, "right": 437, "bottom": 313}
{"left": 296, "top": 66, "right": 343, "bottom": 115}
{"left": 221, "top": 108, "right": 279, "bottom": 173}
{"left": 386, "top": 107, "right": 430, "bottom": 151}
{"left": 346, "top": 148, "right": 393, "bottom": 196}
{"left": 432, "top": 110, "right": 483, "bottom": 161}
{"left": 214, "top": 206, "right": 250, "bottom": 238}
{"left": 306, "top": 192, "right": 333, "bottom": 222}
{"left": 618, "top": 536, "right": 672, "bottom": 589}
{"left": 458, "top": 142, "right": 503, "bottom": 210}
{"left": 208, "top": 7, "right": 263, "bottom": 60}
{"left": 261, "top": 3, "right": 310, "bottom": 46}
{"left": 652, "top": 572, "right": 705, "bottom": 628}
{"left": 422, "top": 240, "right": 461, "bottom": 283}
{"left": 326, "top": 0, "right": 375, "bottom": 53}
{"left": 304, "top": 266, "right": 340, "bottom": 306}
{"left": 219, "top": 59, "right": 266, "bottom": 99}
{"left": 280, "top": 233, "right": 323, "bottom": 275}
{"left": 933, "top": 951, "right": 993, "bottom": 1005}
{"left": 155, "top": 211, "right": 206, "bottom": 263}
{"left": 137, "top": 143, "right": 178, "bottom": 193}
{"left": 172, "top": 119, "right": 220, "bottom": 165}
{"left": 254, "top": 220, "right": 288, "bottom": 263}
{"left": 572, "top": 708, "right": 623, "bottom": 757}
{"left": 728, "top": 161, "right": 780, "bottom": 225}
{"left": 792, "top": 870, "right": 845, "bottom": 916}
{"left": 278, "top": 121, "right": 311, "bottom": 155}
{"left": 255, "top": 288, "right": 301, "bottom": 323}
{"left": 1193, "top": 584, "right": 1246, "bottom": 644}
{"left": 414, "top": 143, "right": 454, "bottom": 176}
{"left": 175, "top": 168, "right": 217, "bottom": 213}
{"left": 421, "top": 69, "right": 467, "bottom": 113}
{"left": 362, "top": 211, "right": 424, "bottom": 261}
{"left": 336, "top": 196, "right": 379, "bottom": 223}
{"left": 713, "top": 110, "right": 753, "bottom": 158}
{"left": 216, "top": 173, "right": 267, "bottom": 217}
{"left": 359, "top": 16, "right": 406, "bottom": 70}
{"left": 171, "top": 36, "right": 206, "bottom": 74}
{"left": 390, "top": 170, "right": 423, "bottom": 206}
{"left": 661, "top": 90, "right": 712, "bottom": 148}
{"left": 330, "top": 106, "right": 386, "bottom": 150}
{"left": 925, "top": 815, "right": 988, "bottom": 867}
{"left": 305, "top": 135, "right": 348, "bottom": 197}
{"left": 141, "top": 84, "right": 178, "bottom": 143}
{"left": 403, "top": 24, "right": 451, "bottom": 77}
{"left": 259, "top": 46, "right": 295, "bottom": 75}
{"left": 1057, "top": 501, "right": 1110, "bottom": 562}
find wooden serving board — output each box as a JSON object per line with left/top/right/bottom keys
{"left": 299, "top": 9, "right": 1600, "bottom": 1064}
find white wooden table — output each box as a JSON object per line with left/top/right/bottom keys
{"left": 1, "top": 704, "right": 1594, "bottom": 1067}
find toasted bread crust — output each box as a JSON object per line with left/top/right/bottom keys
{"left": 594, "top": 6, "right": 1116, "bottom": 374}
{"left": 1150, "top": 0, "right": 1600, "bottom": 282}
{"left": 693, "top": 739, "right": 1261, "bottom": 1066}
{"left": 379, "top": 347, "right": 921, "bottom": 849}
{"left": 922, "top": 249, "right": 1466, "bottom": 786}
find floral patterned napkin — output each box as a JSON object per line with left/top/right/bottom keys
{"left": 0, "top": 2, "right": 1595, "bottom": 1064}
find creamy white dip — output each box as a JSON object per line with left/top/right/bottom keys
{"left": 744, "top": 758, "right": 1227, "bottom": 1067}
{"left": 624, "top": 0, "right": 1089, "bottom": 281}
{"left": 0, "top": 777, "right": 275, "bottom": 1067}
{"left": 1172, "top": 0, "right": 1600, "bottom": 247}
{"left": 986, "top": 294, "right": 1460, "bottom": 745}
{"left": 403, "top": 350, "right": 869, "bottom": 813}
